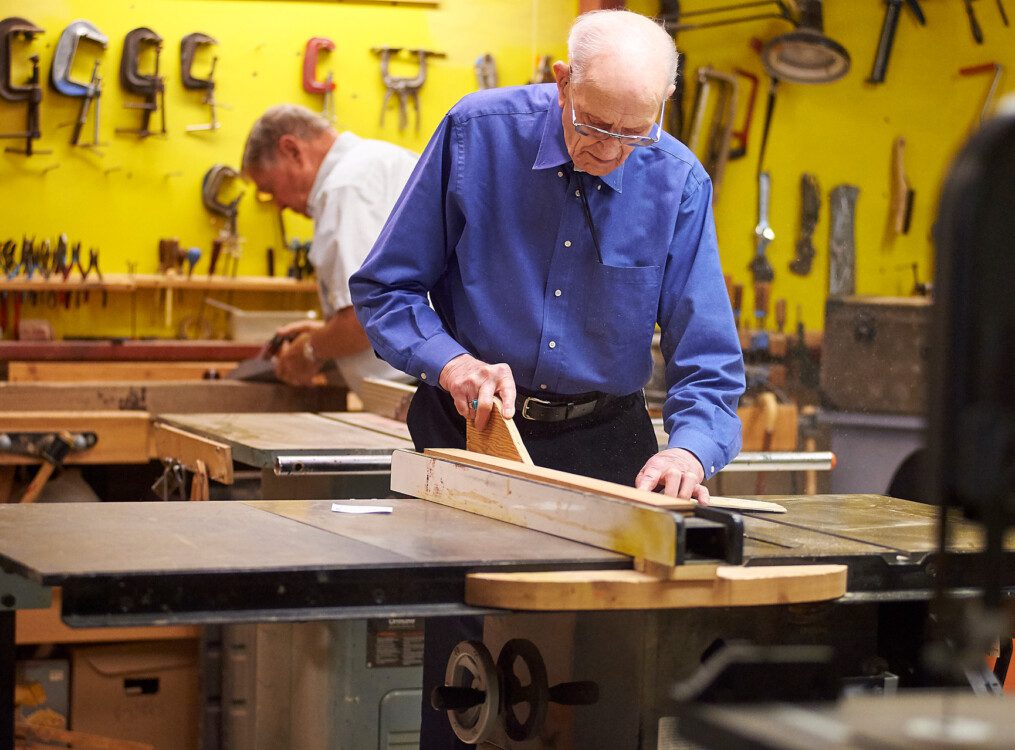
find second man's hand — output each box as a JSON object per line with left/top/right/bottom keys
{"left": 635, "top": 448, "right": 710, "bottom": 503}
{"left": 273, "top": 331, "right": 321, "bottom": 386}
{"left": 439, "top": 354, "right": 516, "bottom": 431}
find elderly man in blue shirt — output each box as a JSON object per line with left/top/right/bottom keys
{"left": 352, "top": 10, "right": 744, "bottom": 501}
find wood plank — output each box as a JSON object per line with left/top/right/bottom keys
{"left": 0, "top": 382, "right": 347, "bottom": 414}
{"left": 152, "top": 424, "right": 234, "bottom": 484}
{"left": 426, "top": 449, "right": 785, "bottom": 513}
{"left": 390, "top": 449, "right": 682, "bottom": 565}
{"left": 7, "top": 361, "right": 236, "bottom": 382}
{"left": 465, "top": 564, "right": 847, "bottom": 611}
{"left": 0, "top": 341, "right": 262, "bottom": 362}
{"left": 0, "top": 412, "right": 152, "bottom": 464}
{"left": 16, "top": 588, "right": 200, "bottom": 645}
{"left": 466, "top": 397, "right": 532, "bottom": 463}
{"left": 740, "top": 402, "right": 798, "bottom": 452}
{"left": 357, "top": 377, "right": 417, "bottom": 421}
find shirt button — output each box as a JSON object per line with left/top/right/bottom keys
{"left": 710, "top": 465, "right": 715, "bottom": 474}
{"left": 564, "top": 240, "right": 572, "bottom": 247}
{"left": 596, "top": 184, "right": 602, "bottom": 190}
{"left": 557, "top": 170, "right": 564, "bottom": 178}
{"left": 540, "top": 384, "right": 548, "bottom": 390}
{"left": 575, "top": 189, "right": 581, "bottom": 197}
{"left": 548, "top": 341, "right": 556, "bottom": 349}
{"left": 554, "top": 289, "right": 562, "bottom": 297}
{"left": 420, "top": 372, "right": 427, "bottom": 380}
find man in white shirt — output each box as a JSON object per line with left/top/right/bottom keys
{"left": 241, "top": 104, "right": 418, "bottom": 398}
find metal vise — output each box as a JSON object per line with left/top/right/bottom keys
{"left": 181, "top": 32, "right": 220, "bottom": 131}
{"left": 202, "top": 164, "right": 244, "bottom": 275}
{"left": 50, "top": 20, "right": 108, "bottom": 146}
{"left": 117, "top": 26, "right": 166, "bottom": 138}
{"left": 372, "top": 47, "right": 446, "bottom": 132}
{"left": 0, "top": 17, "right": 48, "bottom": 156}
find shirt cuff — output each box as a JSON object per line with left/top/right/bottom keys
{"left": 667, "top": 428, "right": 729, "bottom": 480}
{"left": 406, "top": 332, "right": 470, "bottom": 386}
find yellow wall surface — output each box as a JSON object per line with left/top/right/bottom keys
{"left": 0, "top": 0, "right": 574, "bottom": 338}
{"left": 2, "top": 1, "right": 1013, "bottom": 339}
{"left": 629, "top": 0, "right": 1015, "bottom": 332}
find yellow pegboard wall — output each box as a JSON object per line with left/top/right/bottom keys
{"left": 0, "top": 0, "right": 573, "bottom": 338}
{"left": 629, "top": 0, "right": 1015, "bottom": 333}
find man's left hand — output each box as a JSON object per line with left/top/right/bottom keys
{"left": 273, "top": 332, "right": 320, "bottom": 386}
{"left": 635, "top": 448, "right": 710, "bottom": 502}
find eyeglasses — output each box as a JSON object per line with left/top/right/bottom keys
{"left": 569, "top": 86, "right": 666, "bottom": 148}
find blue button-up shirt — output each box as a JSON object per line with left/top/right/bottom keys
{"left": 351, "top": 84, "right": 744, "bottom": 476}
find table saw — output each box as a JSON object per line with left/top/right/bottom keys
{"left": 2, "top": 448, "right": 1012, "bottom": 749}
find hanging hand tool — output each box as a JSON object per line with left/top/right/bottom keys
{"left": 890, "top": 137, "right": 914, "bottom": 236}
{"left": 732, "top": 282, "right": 744, "bottom": 333}
{"left": 684, "top": 66, "right": 738, "bottom": 202}
{"left": 185, "top": 247, "right": 201, "bottom": 278}
{"left": 755, "top": 74, "right": 778, "bottom": 176}
{"left": 828, "top": 184, "right": 859, "bottom": 296}
{"left": 0, "top": 17, "right": 49, "bottom": 156}
{"left": 474, "top": 53, "right": 497, "bottom": 90}
{"left": 962, "top": 0, "right": 984, "bottom": 44}
{"left": 372, "top": 47, "right": 446, "bottom": 132}
{"left": 750, "top": 171, "right": 776, "bottom": 283}
{"left": 117, "top": 27, "right": 166, "bottom": 138}
{"left": 752, "top": 281, "right": 771, "bottom": 349}
{"left": 959, "top": 61, "right": 1004, "bottom": 127}
{"left": 529, "top": 54, "right": 553, "bottom": 84}
{"left": 303, "top": 37, "right": 335, "bottom": 121}
{"left": 181, "top": 32, "right": 220, "bottom": 132}
{"left": 867, "top": 0, "right": 925, "bottom": 85}
{"left": 202, "top": 164, "right": 244, "bottom": 276}
{"left": 998, "top": 0, "right": 1011, "bottom": 25}
{"left": 790, "top": 173, "right": 819, "bottom": 275}
{"left": 50, "top": 20, "right": 108, "bottom": 148}
{"left": 728, "top": 68, "right": 758, "bottom": 160}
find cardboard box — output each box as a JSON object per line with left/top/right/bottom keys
{"left": 72, "top": 640, "right": 200, "bottom": 750}
{"left": 16, "top": 659, "right": 70, "bottom": 728}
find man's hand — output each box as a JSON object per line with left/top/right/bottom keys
{"left": 273, "top": 331, "right": 320, "bottom": 386}
{"left": 635, "top": 448, "right": 710, "bottom": 503}
{"left": 439, "top": 354, "right": 516, "bottom": 430}
{"left": 259, "top": 319, "right": 323, "bottom": 359}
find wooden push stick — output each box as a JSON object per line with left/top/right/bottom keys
{"left": 464, "top": 564, "right": 847, "bottom": 611}
{"left": 465, "top": 396, "right": 533, "bottom": 464}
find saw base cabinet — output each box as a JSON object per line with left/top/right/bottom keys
{"left": 820, "top": 296, "right": 932, "bottom": 416}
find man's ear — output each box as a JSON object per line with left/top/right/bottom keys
{"left": 665, "top": 83, "right": 676, "bottom": 101}
{"left": 277, "top": 133, "right": 303, "bottom": 165}
{"left": 552, "top": 61, "right": 570, "bottom": 107}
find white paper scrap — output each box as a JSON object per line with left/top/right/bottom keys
{"left": 331, "top": 503, "right": 393, "bottom": 515}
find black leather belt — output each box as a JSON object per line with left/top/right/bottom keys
{"left": 517, "top": 392, "right": 613, "bottom": 422}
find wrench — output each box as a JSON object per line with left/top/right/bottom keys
{"left": 749, "top": 171, "right": 775, "bottom": 282}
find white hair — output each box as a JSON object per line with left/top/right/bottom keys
{"left": 242, "top": 104, "right": 332, "bottom": 173}
{"left": 568, "top": 10, "right": 678, "bottom": 98}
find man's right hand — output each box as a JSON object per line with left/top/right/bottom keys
{"left": 259, "top": 319, "right": 324, "bottom": 359}
{"left": 439, "top": 354, "right": 516, "bottom": 430}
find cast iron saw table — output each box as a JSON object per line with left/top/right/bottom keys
{"left": 1, "top": 487, "right": 1012, "bottom": 749}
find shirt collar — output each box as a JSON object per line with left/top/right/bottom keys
{"left": 531, "top": 93, "right": 625, "bottom": 194}
{"left": 307, "top": 131, "right": 360, "bottom": 218}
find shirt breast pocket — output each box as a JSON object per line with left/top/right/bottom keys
{"left": 584, "top": 263, "right": 663, "bottom": 343}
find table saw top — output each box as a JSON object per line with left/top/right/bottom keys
{"left": 0, "top": 494, "right": 1010, "bottom": 626}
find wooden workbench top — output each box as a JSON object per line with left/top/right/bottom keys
{"left": 0, "top": 340, "right": 263, "bottom": 362}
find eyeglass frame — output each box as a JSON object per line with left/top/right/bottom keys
{"left": 568, "top": 83, "right": 666, "bottom": 148}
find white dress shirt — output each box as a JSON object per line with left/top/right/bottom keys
{"left": 306, "top": 132, "right": 418, "bottom": 397}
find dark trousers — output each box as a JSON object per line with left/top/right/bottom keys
{"left": 408, "top": 384, "right": 657, "bottom": 749}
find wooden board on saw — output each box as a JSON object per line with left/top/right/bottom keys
{"left": 0, "top": 412, "right": 153, "bottom": 465}
{"left": 357, "top": 377, "right": 417, "bottom": 421}
{"left": 465, "top": 397, "right": 532, "bottom": 463}
{"left": 425, "top": 449, "right": 785, "bottom": 514}
{"left": 391, "top": 448, "right": 683, "bottom": 565}
{"left": 320, "top": 411, "right": 413, "bottom": 442}
{"left": 465, "top": 564, "right": 847, "bottom": 610}
{"left": 7, "top": 361, "right": 236, "bottom": 382}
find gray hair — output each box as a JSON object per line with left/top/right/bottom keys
{"left": 241, "top": 104, "right": 332, "bottom": 173}
{"left": 568, "top": 10, "right": 678, "bottom": 98}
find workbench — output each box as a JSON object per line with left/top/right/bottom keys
{"left": 2, "top": 490, "right": 1011, "bottom": 749}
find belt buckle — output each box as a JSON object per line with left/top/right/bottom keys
{"left": 521, "top": 395, "right": 553, "bottom": 421}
